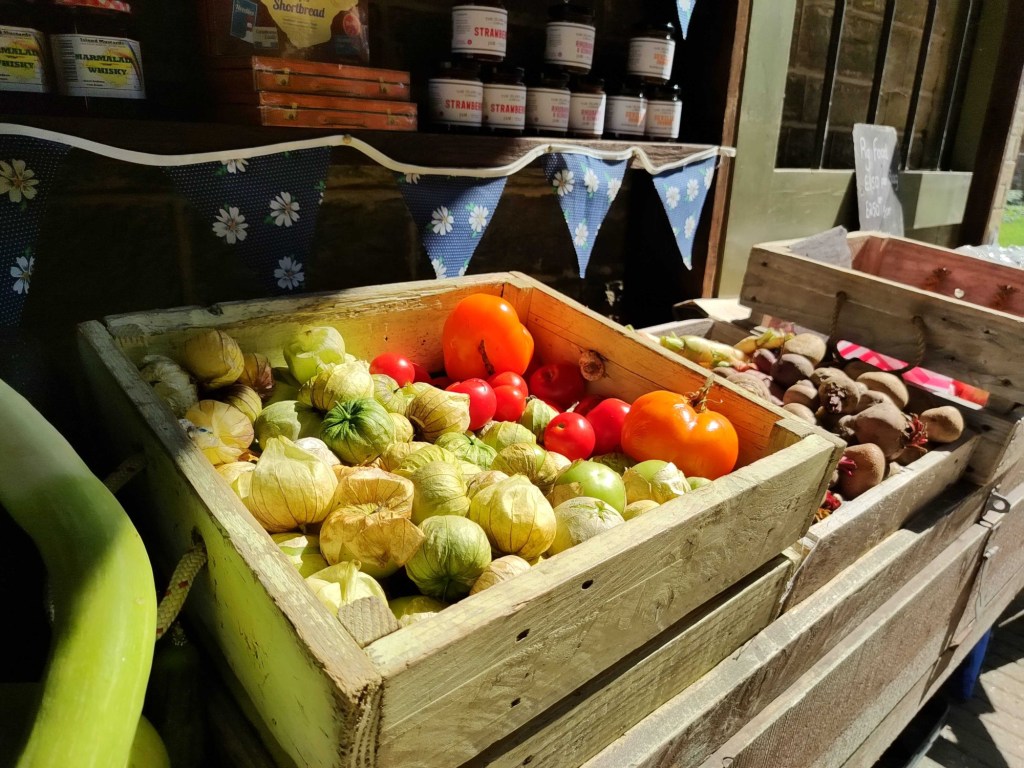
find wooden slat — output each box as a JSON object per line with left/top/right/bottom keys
{"left": 463, "top": 557, "right": 794, "bottom": 768}
{"left": 812, "top": 0, "right": 847, "bottom": 168}
{"left": 583, "top": 481, "right": 988, "bottom": 768}
{"left": 901, "top": 0, "right": 939, "bottom": 169}
{"left": 697, "top": 523, "right": 989, "bottom": 768}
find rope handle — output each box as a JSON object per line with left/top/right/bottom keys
{"left": 828, "top": 290, "right": 927, "bottom": 375}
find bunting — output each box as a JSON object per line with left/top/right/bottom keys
{"left": 651, "top": 156, "right": 716, "bottom": 270}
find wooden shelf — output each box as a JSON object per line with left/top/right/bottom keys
{"left": 0, "top": 114, "right": 716, "bottom": 169}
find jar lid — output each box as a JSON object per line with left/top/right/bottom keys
{"left": 436, "top": 59, "right": 483, "bottom": 79}
{"left": 484, "top": 63, "right": 526, "bottom": 80}
{"left": 632, "top": 19, "right": 676, "bottom": 37}
{"left": 606, "top": 76, "right": 646, "bottom": 98}
{"left": 55, "top": 0, "right": 132, "bottom": 11}
{"left": 531, "top": 68, "right": 570, "bottom": 89}
{"left": 570, "top": 74, "right": 605, "bottom": 91}
{"left": 548, "top": 0, "right": 595, "bottom": 23}
{"left": 651, "top": 83, "right": 681, "bottom": 100}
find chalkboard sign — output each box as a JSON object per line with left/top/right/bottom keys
{"left": 852, "top": 123, "right": 904, "bottom": 235}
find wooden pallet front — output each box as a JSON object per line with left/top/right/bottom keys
{"left": 80, "top": 273, "right": 841, "bottom": 768}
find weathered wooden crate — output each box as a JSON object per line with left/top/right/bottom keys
{"left": 642, "top": 317, "right": 980, "bottom": 610}
{"left": 77, "top": 273, "right": 841, "bottom": 768}
{"left": 742, "top": 231, "right": 1024, "bottom": 486}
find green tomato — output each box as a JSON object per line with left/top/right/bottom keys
{"left": 549, "top": 460, "right": 626, "bottom": 513}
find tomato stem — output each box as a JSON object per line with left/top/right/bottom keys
{"left": 688, "top": 376, "right": 715, "bottom": 413}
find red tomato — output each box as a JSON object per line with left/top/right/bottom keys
{"left": 442, "top": 294, "right": 535, "bottom": 381}
{"left": 492, "top": 384, "right": 528, "bottom": 422}
{"left": 370, "top": 353, "right": 416, "bottom": 386}
{"left": 411, "top": 362, "right": 432, "bottom": 384}
{"left": 446, "top": 379, "right": 497, "bottom": 431}
{"left": 528, "top": 362, "right": 586, "bottom": 409}
{"left": 488, "top": 371, "right": 528, "bottom": 393}
{"left": 586, "top": 397, "right": 630, "bottom": 455}
{"left": 573, "top": 394, "right": 605, "bottom": 417}
{"left": 544, "top": 412, "right": 596, "bottom": 461}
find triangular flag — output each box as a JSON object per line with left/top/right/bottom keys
{"left": 165, "top": 146, "right": 331, "bottom": 295}
{"left": 0, "top": 135, "right": 71, "bottom": 327}
{"left": 651, "top": 156, "right": 716, "bottom": 270}
{"left": 395, "top": 173, "right": 507, "bottom": 279}
{"left": 677, "top": 0, "right": 697, "bottom": 38}
{"left": 542, "top": 154, "right": 628, "bottom": 278}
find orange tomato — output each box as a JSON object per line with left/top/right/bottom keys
{"left": 442, "top": 294, "right": 535, "bottom": 381}
{"left": 621, "top": 390, "right": 738, "bottom": 480}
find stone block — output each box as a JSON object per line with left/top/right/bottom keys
{"left": 784, "top": 73, "right": 808, "bottom": 122}
{"left": 837, "top": 13, "right": 882, "bottom": 81}
{"left": 794, "top": 3, "right": 835, "bottom": 71}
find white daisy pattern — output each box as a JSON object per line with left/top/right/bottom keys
{"left": 212, "top": 207, "right": 248, "bottom": 244}
{"left": 468, "top": 204, "right": 489, "bottom": 234}
{"left": 431, "top": 257, "right": 448, "bottom": 279}
{"left": 270, "top": 192, "right": 300, "bottom": 227}
{"left": 686, "top": 178, "right": 700, "bottom": 202}
{"left": 0, "top": 159, "right": 39, "bottom": 204}
{"left": 553, "top": 169, "right": 574, "bottom": 197}
{"left": 10, "top": 253, "right": 33, "bottom": 294}
{"left": 222, "top": 158, "right": 248, "bottom": 174}
{"left": 704, "top": 166, "right": 715, "bottom": 189}
{"left": 274, "top": 256, "right": 304, "bottom": 290}
{"left": 431, "top": 206, "right": 454, "bottom": 235}
{"left": 665, "top": 186, "right": 681, "bottom": 209}
{"left": 684, "top": 215, "right": 697, "bottom": 239}
{"left": 574, "top": 221, "right": 589, "bottom": 247}
{"left": 607, "top": 177, "right": 622, "bottom": 202}
{"left": 403, "top": 173, "right": 421, "bottom": 185}
{"left": 681, "top": 0, "right": 692, "bottom": 11}
{"left": 584, "top": 167, "right": 600, "bottom": 195}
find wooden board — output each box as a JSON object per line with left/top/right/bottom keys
{"left": 81, "top": 273, "right": 841, "bottom": 768}
{"left": 741, "top": 232, "right": 1024, "bottom": 403}
{"left": 695, "top": 523, "right": 990, "bottom": 768}
{"left": 583, "top": 481, "right": 988, "bottom": 768}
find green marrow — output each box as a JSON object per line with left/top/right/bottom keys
{"left": 0, "top": 378, "right": 157, "bottom": 768}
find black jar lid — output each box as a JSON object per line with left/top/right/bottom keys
{"left": 570, "top": 74, "right": 605, "bottom": 93}
{"left": 650, "top": 83, "right": 681, "bottom": 101}
{"left": 631, "top": 19, "right": 676, "bottom": 38}
{"left": 548, "top": 0, "right": 594, "bottom": 24}
{"left": 435, "top": 58, "right": 483, "bottom": 79}
{"left": 530, "top": 68, "right": 571, "bottom": 89}
{"left": 483, "top": 63, "right": 526, "bottom": 84}
{"left": 606, "top": 76, "right": 646, "bottom": 98}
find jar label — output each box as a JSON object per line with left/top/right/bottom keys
{"left": 627, "top": 37, "right": 676, "bottom": 81}
{"left": 606, "top": 95, "right": 647, "bottom": 135}
{"left": 0, "top": 25, "right": 50, "bottom": 93}
{"left": 526, "top": 87, "right": 570, "bottom": 131}
{"left": 51, "top": 34, "right": 144, "bottom": 99}
{"left": 483, "top": 83, "right": 526, "bottom": 129}
{"left": 569, "top": 92, "right": 606, "bottom": 136}
{"left": 253, "top": 26, "right": 280, "bottom": 49}
{"left": 429, "top": 78, "right": 483, "bottom": 126}
{"left": 452, "top": 6, "right": 508, "bottom": 57}
{"left": 645, "top": 100, "right": 681, "bottom": 139}
{"left": 260, "top": 0, "right": 357, "bottom": 49}
{"left": 544, "top": 22, "right": 595, "bottom": 71}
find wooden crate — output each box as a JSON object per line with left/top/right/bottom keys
{"left": 77, "top": 273, "right": 841, "bottom": 768}
{"left": 642, "top": 317, "right": 980, "bottom": 610}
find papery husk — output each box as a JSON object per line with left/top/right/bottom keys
{"left": 400, "top": 381, "right": 435, "bottom": 400}
{"left": 271, "top": 532, "right": 329, "bottom": 577}
{"left": 548, "top": 497, "right": 625, "bottom": 555}
{"left": 388, "top": 595, "right": 448, "bottom": 626}
{"left": 375, "top": 441, "right": 431, "bottom": 472}
{"left": 221, "top": 383, "right": 263, "bottom": 423}
{"left": 306, "top": 561, "right": 387, "bottom": 615}
{"left": 405, "top": 515, "right": 492, "bottom": 601}
{"left": 519, "top": 399, "right": 559, "bottom": 443}
{"left": 591, "top": 452, "right": 637, "bottom": 475}
{"left": 623, "top": 461, "right": 689, "bottom": 504}
{"left": 622, "top": 499, "right": 660, "bottom": 521}
{"left": 468, "top": 475, "right": 556, "bottom": 560}
{"left": 459, "top": 461, "right": 484, "bottom": 480}
{"left": 265, "top": 367, "right": 300, "bottom": 406}
{"left": 217, "top": 461, "right": 256, "bottom": 488}
{"left": 478, "top": 421, "right": 536, "bottom": 452}
{"left": 254, "top": 400, "right": 322, "bottom": 445}
{"left": 390, "top": 412, "right": 415, "bottom": 443}
{"left": 320, "top": 398, "right": 396, "bottom": 465}
{"left": 294, "top": 437, "right": 341, "bottom": 469}
{"left": 394, "top": 444, "right": 458, "bottom": 477}
{"left": 331, "top": 467, "right": 414, "bottom": 514}
{"left": 239, "top": 352, "right": 275, "bottom": 401}
{"left": 243, "top": 437, "right": 338, "bottom": 532}
{"left": 138, "top": 354, "right": 198, "bottom": 417}
{"left": 319, "top": 502, "right": 424, "bottom": 578}
{"left": 470, "top": 555, "right": 532, "bottom": 595}
{"left": 466, "top": 469, "right": 510, "bottom": 500}
{"left": 374, "top": 374, "right": 411, "bottom": 415}
{"left": 185, "top": 400, "right": 254, "bottom": 465}
{"left": 435, "top": 432, "right": 497, "bottom": 468}
{"left": 405, "top": 460, "right": 469, "bottom": 524}
{"left": 406, "top": 386, "right": 471, "bottom": 442}
{"left": 299, "top": 360, "right": 375, "bottom": 412}
{"left": 491, "top": 443, "right": 564, "bottom": 493}
{"left": 284, "top": 326, "right": 347, "bottom": 384}
{"left": 181, "top": 329, "right": 245, "bottom": 389}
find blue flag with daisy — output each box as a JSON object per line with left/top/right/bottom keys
{"left": 652, "top": 156, "right": 716, "bottom": 270}
{"left": 164, "top": 147, "right": 331, "bottom": 295}
{"left": 0, "top": 135, "right": 71, "bottom": 327}
{"left": 543, "top": 154, "right": 628, "bottom": 278}
{"left": 677, "top": 0, "right": 697, "bottom": 38}
{"left": 395, "top": 172, "right": 507, "bottom": 279}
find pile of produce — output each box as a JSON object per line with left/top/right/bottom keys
{"left": 138, "top": 294, "right": 742, "bottom": 628}
{"left": 656, "top": 328, "right": 965, "bottom": 518}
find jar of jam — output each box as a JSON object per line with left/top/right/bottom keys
{"left": 0, "top": 0, "right": 54, "bottom": 113}
{"left": 451, "top": 1, "right": 507, "bottom": 62}
{"left": 49, "top": 0, "right": 145, "bottom": 117}
{"left": 568, "top": 75, "right": 605, "bottom": 139}
{"left": 544, "top": 0, "right": 595, "bottom": 74}
{"left": 526, "top": 68, "right": 570, "bottom": 137}
{"left": 645, "top": 83, "right": 681, "bottom": 140}
{"left": 428, "top": 59, "right": 483, "bottom": 133}
{"left": 627, "top": 21, "right": 676, "bottom": 84}
{"left": 604, "top": 78, "right": 646, "bottom": 139}
{"left": 482, "top": 63, "right": 525, "bottom": 135}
